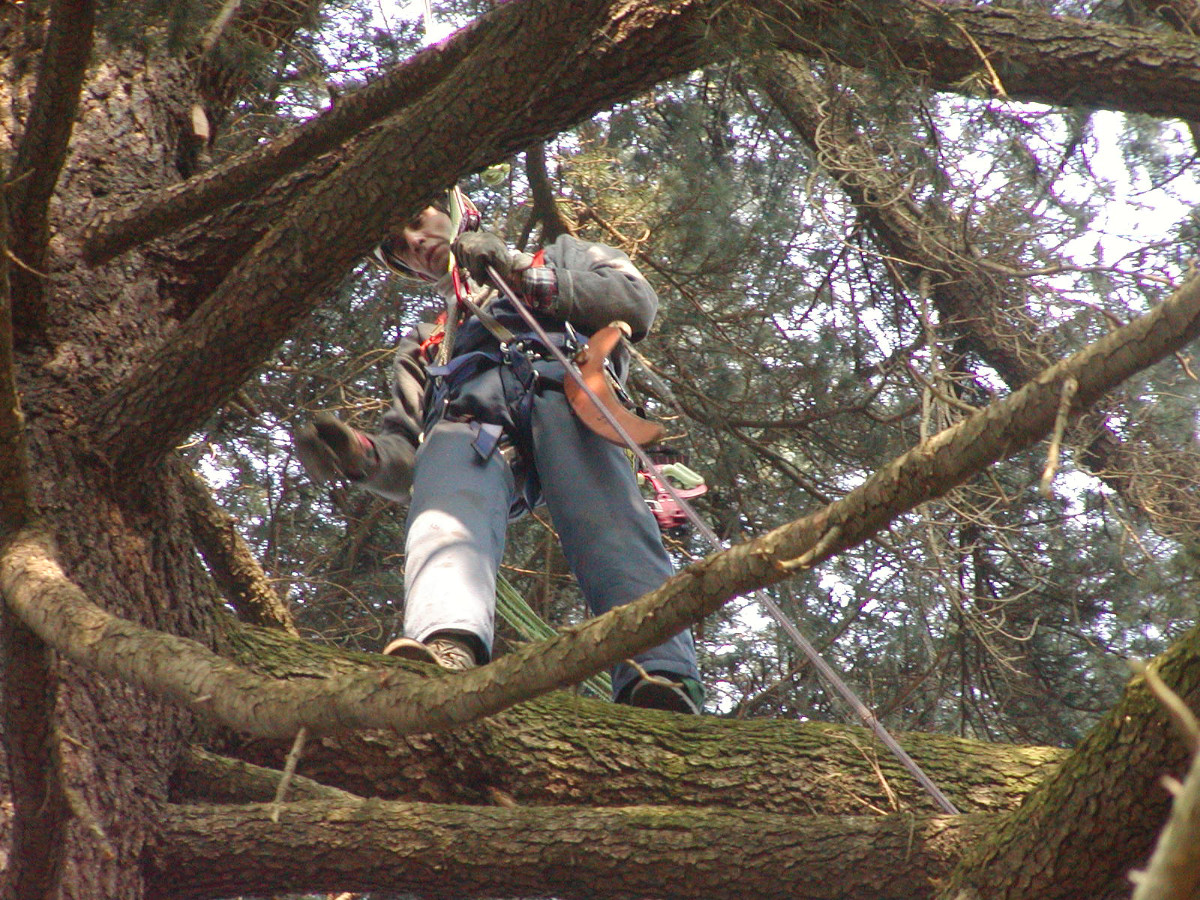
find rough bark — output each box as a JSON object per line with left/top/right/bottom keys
{"left": 0, "top": 80, "right": 66, "bottom": 900}
{"left": 939, "top": 622, "right": 1200, "bottom": 899}
{"left": 0, "top": 18, "right": 216, "bottom": 896}
{"left": 3, "top": 2, "right": 1200, "bottom": 897}
{"left": 82, "top": 12, "right": 483, "bottom": 265}
{"left": 89, "top": 0, "right": 715, "bottom": 476}
{"left": 211, "top": 621, "right": 1059, "bottom": 815}
{"left": 172, "top": 745, "right": 362, "bottom": 804}
{"left": 746, "top": 59, "right": 1200, "bottom": 893}
{"left": 0, "top": 601, "right": 68, "bottom": 900}
{"left": 722, "top": 0, "right": 1200, "bottom": 121}
{"left": 85, "top": 0, "right": 1200, "bottom": 270}
{"left": 160, "top": 621, "right": 1200, "bottom": 900}
{"left": 1129, "top": 749, "right": 1200, "bottom": 900}
{"left": 175, "top": 458, "right": 296, "bottom": 634}
{"left": 150, "top": 800, "right": 987, "bottom": 900}
{"left": 7, "top": 0, "right": 94, "bottom": 347}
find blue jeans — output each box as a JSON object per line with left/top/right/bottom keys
{"left": 401, "top": 368, "right": 698, "bottom": 699}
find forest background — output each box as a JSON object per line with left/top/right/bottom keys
{"left": 2, "top": 0, "right": 1200, "bottom": 898}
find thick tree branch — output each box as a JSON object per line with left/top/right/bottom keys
{"left": 89, "top": 0, "right": 713, "bottom": 475}
{"left": 1128, "top": 667, "right": 1200, "bottom": 900}
{"left": 86, "top": 1, "right": 1200, "bottom": 475}
{"left": 750, "top": 52, "right": 1040, "bottom": 387}
{"left": 7, "top": 275, "right": 1199, "bottom": 745}
{"left": 1131, "top": 0, "right": 1200, "bottom": 148}
{"left": 86, "top": 0, "right": 1200, "bottom": 269}
{"left": 150, "top": 799, "right": 986, "bottom": 900}
{"left": 174, "top": 458, "right": 296, "bottom": 634}
{"left": 172, "top": 746, "right": 361, "bottom": 804}
{"left": 723, "top": 0, "right": 1200, "bottom": 121}
{"left": 755, "top": 52, "right": 1200, "bottom": 545}
{"left": 81, "top": 9, "right": 488, "bottom": 266}
{"left": 940, "top": 622, "right": 1200, "bottom": 899}
{"left": 7, "top": 0, "right": 94, "bottom": 344}
{"left": 525, "top": 141, "right": 574, "bottom": 243}
{"left": 223, "top": 618, "right": 1061, "bottom": 816}
{"left": 1131, "top": 750, "right": 1200, "bottom": 900}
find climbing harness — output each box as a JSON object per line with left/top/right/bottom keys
{"left": 379, "top": 207, "right": 961, "bottom": 812}
{"left": 484, "top": 263, "right": 961, "bottom": 816}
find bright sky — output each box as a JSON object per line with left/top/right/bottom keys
{"left": 377, "top": 0, "right": 454, "bottom": 44}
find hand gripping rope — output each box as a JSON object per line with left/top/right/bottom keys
{"left": 482, "top": 264, "right": 961, "bottom": 816}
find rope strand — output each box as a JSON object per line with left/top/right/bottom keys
{"left": 484, "top": 264, "right": 961, "bottom": 815}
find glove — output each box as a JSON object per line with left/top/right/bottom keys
{"left": 294, "top": 412, "right": 375, "bottom": 483}
{"left": 451, "top": 231, "right": 513, "bottom": 288}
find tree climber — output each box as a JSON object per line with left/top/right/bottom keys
{"left": 295, "top": 188, "right": 704, "bottom": 713}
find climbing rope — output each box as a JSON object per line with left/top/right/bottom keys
{"left": 484, "top": 264, "right": 961, "bottom": 815}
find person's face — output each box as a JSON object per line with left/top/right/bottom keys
{"left": 393, "top": 206, "right": 455, "bottom": 279}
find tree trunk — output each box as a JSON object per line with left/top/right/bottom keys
{"left": 1, "top": 12, "right": 217, "bottom": 895}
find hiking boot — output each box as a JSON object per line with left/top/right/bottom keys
{"left": 383, "top": 635, "right": 476, "bottom": 671}
{"left": 620, "top": 672, "right": 704, "bottom": 714}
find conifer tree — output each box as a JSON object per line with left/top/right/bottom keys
{"left": 2, "top": 1, "right": 1200, "bottom": 897}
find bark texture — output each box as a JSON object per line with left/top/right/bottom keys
{"left": 723, "top": 0, "right": 1200, "bottom": 121}
{"left": 217, "top": 621, "right": 1061, "bottom": 816}
{"left": 1, "top": 13, "right": 212, "bottom": 895}
{"left": 97, "top": 0, "right": 1200, "bottom": 480}
{"left": 151, "top": 800, "right": 987, "bottom": 900}
{"left": 938, "top": 623, "right": 1200, "bottom": 899}
{"left": 176, "top": 459, "right": 296, "bottom": 634}
{"left": 7, "top": 275, "right": 1198, "bottom": 746}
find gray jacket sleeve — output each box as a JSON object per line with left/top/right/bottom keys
{"left": 355, "top": 322, "right": 435, "bottom": 502}
{"left": 538, "top": 235, "right": 658, "bottom": 341}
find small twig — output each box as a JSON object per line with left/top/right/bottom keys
{"left": 1039, "top": 377, "right": 1078, "bottom": 498}
{"left": 1128, "top": 660, "right": 1200, "bottom": 900}
{"left": 5, "top": 247, "right": 49, "bottom": 278}
{"left": 1176, "top": 352, "right": 1197, "bottom": 381}
{"left": 840, "top": 733, "right": 900, "bottom": 812}
{"left": 199, "top": 0, "right": 243, "bottom": 55}
{"left": 623, "top": 657, "right": 678, "bottom": 688}
{"left": 914, "top": 0, "right": 1007, "bottom": 98}
{"left": 1130, "top": 660, "right": 1200, "bottom": 754}
{"left": 777, "top": 524, "right": 844, "bottom": 572}
{"left": 269, "top": 726, "right": 308, "bottom": 823}
{"left": 906, "top": 361, "right": 980, "bottom": 416}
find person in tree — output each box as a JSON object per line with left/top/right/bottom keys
{"left": 296, "top": 188, "right": 704, "bottom": 713}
